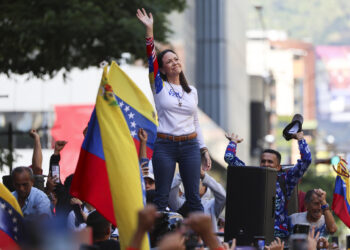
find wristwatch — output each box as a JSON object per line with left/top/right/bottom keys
{"left": 321, "top": 203, "right": 329, "bottom": 211}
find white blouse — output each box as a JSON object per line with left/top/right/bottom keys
{"left": 154, "top": 81, "right": 206, "bottom": 149}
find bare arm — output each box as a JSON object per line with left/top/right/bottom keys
{"left": 137, "top": 8, "right": 164, "bottom": 94}
{"left": 129, "top": 205, "right": 159, "bottom": 249}
{"left": 30, "top": 129, "right": 42, "bottom": 175}
{"left": 138, "top": 128, "right": 148, "bottom": 159}
{"left": 315, "top": 189, "right": 337, "bottom": 234}
{"left": 323, "top": 209, "right": 337, "bottom": 234}
{"left": 224, "top": 132, "right": 245, "bottom": 166}
{"left": 185, "top": 213, "right": 222, "bottom": 250}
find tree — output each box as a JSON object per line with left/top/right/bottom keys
{"left": 0, "top": 0, "right": 186, "bottom": 78}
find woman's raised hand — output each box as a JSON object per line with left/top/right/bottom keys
{"left": 136, "top": 8, "right": 153, "bottom": 37}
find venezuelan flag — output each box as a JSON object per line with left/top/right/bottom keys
{"left": 70, "top": 61, "right": 157, "bottom": 250}
{"left": 0, "top": 183, "right": 23, "bottom": 250}
{"left": 332, "top": 158, "right": 350, "bottom": 227}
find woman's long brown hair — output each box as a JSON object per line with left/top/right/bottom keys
{"left": 157, "top": 49, "right": 191, "bottom": 93}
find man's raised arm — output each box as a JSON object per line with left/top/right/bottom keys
{"left": 224, "top": 132, "right": 245, "bottom": 166}
{"left": 30, "top": 129, "right": 42, "bottom": 175}
{"left": 285, "top": 131, "right": 312, "bottom": 198}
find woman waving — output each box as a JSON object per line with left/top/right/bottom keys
{"left": 137, "top": 8, "right": 211, "bottom": 214}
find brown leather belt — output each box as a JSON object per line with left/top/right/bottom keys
{"left": 157, "top": 132, "right": 197, "bottom": 142}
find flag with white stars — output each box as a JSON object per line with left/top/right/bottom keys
{"left": 71, "top": 61, "right": 156, "bottom": 250}
{"left": 0, "top": 183, "right": 23, "bottom": 249}
{"left": 108, "top": 61, "right": 158, "bottom": 159}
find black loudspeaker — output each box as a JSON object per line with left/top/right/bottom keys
{"left": 224, "top": 166, "right": 277, "bottom": 245}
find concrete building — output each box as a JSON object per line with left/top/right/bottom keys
{"left": 246, "top": 32, "right": 317, "bottom": 164}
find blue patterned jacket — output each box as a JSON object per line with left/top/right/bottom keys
{"left": 224, "top": 139, "right": 312, "bottom": 239}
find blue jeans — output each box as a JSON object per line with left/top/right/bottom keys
{"left": 152, "top": 137, "right": 203, "bottom": 212}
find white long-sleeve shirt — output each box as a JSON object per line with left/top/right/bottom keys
{"left": 169, "top": 173, "right": 226, "bottom": 232}
{"left": 154, "top": 82, "right": 206, "bottom": 149}
{"left": 146, "top": 37, "right": 206, "bottom": 149}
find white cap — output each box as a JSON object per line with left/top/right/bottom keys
{"left": 144, "top": 172, "right": 154, "bottom": 181}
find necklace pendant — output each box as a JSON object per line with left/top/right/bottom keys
{"left": 179, "top": 102, "right": 182, "bottom": 107}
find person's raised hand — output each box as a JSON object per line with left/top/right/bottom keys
{"left": 225, "top": 133, "right": 243, "bottom": 144}
{"left": 46, "top": 176, "right": 58, "bottom": 193}
{"left": 141, "top": 165, "right": 149, "bottom": 176}
{"left": 54, "top": 140, "right": 68, "bottom": 155}
{"left": 265, "top": 237, "right": 284, "bottom": 250}
{"left": 201, "top": 151, "right": 212, "bottom": 171}
{"left": 223, "top": 239, "right": 236, "bottom": 250}
{"left": 185, "top": 212, "right": 213, "bottom": 237}
{"left": 137, "top": 204, "right": 159, "bottom": 232}
{"left": 70, "top": 197, "right": 83, "bottom": 206}
{"left": 317, "top": 237, "right": 329, "bottom": 249}
{"left": 138, "top": 128, "right": 148, "bottom": 143}
{"left": 157, "top": 231, "right": 185, "bottom": 250}
{"left": 292, "top": 131, "right": 304, "bottom": 141}
{"left": 136, "top": 8, "right": 153, "bottom": 30}
{"left": 314, "top": 188, "right": 327, "bottom": 205}
{"left": 29, "top": 129, "right": 40, "bottom": 140}
{"left": 308, "top": 226, "right": 320, "bottom": 250}
{"left": 230, "top": 238, "right": 236, "bottom": 250}
{"left": 184, "top": 212, "right": 222, "bottom": 250}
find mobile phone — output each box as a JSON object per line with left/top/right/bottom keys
{"left": 289, "top": 234, "right": 308, "bottom": 250}
{"left": 293, "top": 224, "right": 310, "bottom": 234}
{"left": 51, "top": 164, "right": 60, "bottom": 183}
{"left": 253, "top": 236, "right": 265, "bottom": 250}
{"left": 331, "top": 236, "right": 338, "bottom": 248}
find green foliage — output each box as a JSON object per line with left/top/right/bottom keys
{"left": 299, "top": 166, "right": 335, "bottom": 203}
{"left": 0, "top": 148, "right": 15, "bottom": 173}
{"left": 0, "top": 0, "right": 186, "bottom": 78}
{"left": 249, "top": 0, "right": 350, "bottom": 45}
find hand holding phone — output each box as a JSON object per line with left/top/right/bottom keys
{"left": 141, "top": 167, "right": 149, "bottom": 176}
{"left": 51, "top": 164, "right": 60, "bottom": 183}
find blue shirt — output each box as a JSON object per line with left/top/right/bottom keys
{"left": 12, "top": 187, "right": 52, "bottom": 219}
{"left": 224, "top": 139, "right": 312, "bottom": 239}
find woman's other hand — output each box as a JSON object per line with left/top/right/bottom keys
{"left": 201, "top": 150, "right": 212, "bottom": 171}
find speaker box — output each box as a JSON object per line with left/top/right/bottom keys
{"left": 224, "top": 166, "right": 277, "bottom": 245}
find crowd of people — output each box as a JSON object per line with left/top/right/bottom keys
{"left": 4, "top": 124, "right": 339, "bottom": 250}
{"left": 1, "top": 7, "right": 340, "bottom": 250}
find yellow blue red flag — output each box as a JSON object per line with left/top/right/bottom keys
{"left": 0, "top": 183, "right": 23, "bottom": 250}
{"left": 70, "top": 61, "right": 157, "bottom": 250}
{"left": 332, "top": 157, "right": 350, "bottom": 227}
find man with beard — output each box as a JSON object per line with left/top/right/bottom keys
{"left": 290, "top": 189, "right": 337, "bottom": 239}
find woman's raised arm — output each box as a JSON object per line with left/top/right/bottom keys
{"left": 136, "top": 8, "right": 153, "bottom": 38}
{"left": 136, "top": 8, "right": 163, "bottom": 93}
